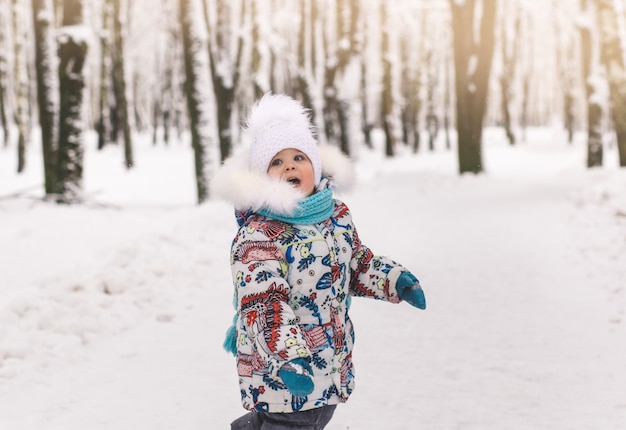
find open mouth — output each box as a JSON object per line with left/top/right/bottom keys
{"left": 287, "top": 177, "right": 301, "bottom": 186}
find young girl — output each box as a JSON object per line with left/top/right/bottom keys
{"left": 212, "top": 93, "right": 426, "bottom": 430}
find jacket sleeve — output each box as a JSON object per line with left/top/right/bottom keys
{"left": 231, "top": 224, "right": 310, "bottom": 371}
{"left": 344, "top": 208, "right": 405, "bottom": 304}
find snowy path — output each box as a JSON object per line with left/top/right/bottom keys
{"left": 339, "top": 167, "right": 626, "bottom": 429}
{"left": 1, "top": 138, "right": 625, "bottom": 429}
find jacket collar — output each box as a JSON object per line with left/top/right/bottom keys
{"left": 210, "top": 144, "right": 355, "bottom": 216}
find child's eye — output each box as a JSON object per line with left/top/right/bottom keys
{"left": 270, "top": 159, "right": 282, "bottom": 167}
{"left": 294, "top": 155, "right": 304, "bottom": 161}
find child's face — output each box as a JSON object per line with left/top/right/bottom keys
{"left": 267, "top": 148, "right": 316, "bottom": 196}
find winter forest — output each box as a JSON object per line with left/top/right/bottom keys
{"left": 2, "top": 1, "right": 626, "bottom": 429}
{"left": 1, "top": 0, "right": 626, "bottom": 204}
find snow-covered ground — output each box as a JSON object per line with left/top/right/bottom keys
{"left": 1, "top": 128, "right": 625, "bottom": 429}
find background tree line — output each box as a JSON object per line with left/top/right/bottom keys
{"left": 1, "top": 0, "right": 625, "bottom": 204}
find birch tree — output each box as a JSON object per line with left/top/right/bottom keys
{"left": 594, "top": 0, "right": 626, "bottom": 167}
{"left": 359, "top": 14, "right": 373, "bottom": 149}
{"left": 381, "top": 1, "right": 396, "bottom": 157}
{"left": 518, "top": 8, "right": 533, "bottom": 142}
{"left": 250, "top": 0, "right": 266, "bottom": 98}
{"left": 97, "top": 0, "right": 112, "bottom": 150}
{"left": 180, "top": 0, "right": 216, "bottom": 203}
{"left": 554, "top": 8, "right": 578, "bottom": 144}
{"left": 399, "top": 9, "right": 424, "bottom": 153}
{"left": 202, "top": 0, "right": 245, "bottom": 161}
{"left": 449, "top": 0, "right": 498, "bottom": 173}
{"left": 12, "top": 0, "right": 30, "bottom": 173}
{"left": 425, "top": 13, "right": 447, "bottom": 152}
{"left": 580, "top": 0, "right": 604, "bottom": 167}
{"left": 158, "top": 0, "right": 182, "bottom": 146}
{"left": 111, "top": 0, "right": 133, "bottom": 168}
{"left": 32, "top": 0, "right": 59, "bottom": 195}
{"left": 295, "top": 0, "right": 318, "bottom": 121}
{"left": 0, "top": 4, "right": 9, "bottom": 147}
{"left": 56, "top": 0, "right": 88, "bottom": 203}
{"left": 321, "top": 0, "right": 363, "bottom": 155}
{"left": 498, "top": 0, "right": 520, "bottom": 145}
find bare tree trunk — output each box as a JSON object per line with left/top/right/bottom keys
{"left": 319, "top": 0, "right": 362, "bottom": 155}
{"left": 360, "top": 53, "right": 373, "bottom": 149}
{"left": 112, "top": 0, "right": 133, "bottom": 168}
{"left": 295, "top": 0, "right": 316, "bottom": 119}
{"left": 580, "top": 0, "right": 604, "bottom": 168}
{"left": 359, "top": 17, "right": 373, "bottom": 150}
{"left": 151, "top": 51, "right": 161, "bottom": 145}
{"left": 97, "top": 0, "right": 112, "bottom": 150}
{"left": 0, "top": 4, "right": 9, "bottom": 147}
{"left": 553, "top": 8, "right": 577, "bottom": 144}
{"left": 399, "top": 10, "right": 423, "bottom": 153}
{"left": 12, "top": 0, "right": 29, "bottom": 173}
{"left": 32, "top": 0, "right": 59, "bottom": 195}
{"left": 595, "top": 0, "right": 626, "bottom": 167}
{"left": 449, "top": 0, "right": 498, "bottom": 174}
{"left": 203, "top": 0, "right": 245, "bottom": 162}
{"left": 337, "top": 0, "right": 362, "bottom": 156}
{"left": 444, "top": 38, "right": 452, "bottom": 151}
{"left": 381, "top": 2, "right": 395, "bottom": 157}
{"left": 132, "top": 72, "right": 146, "bottom": 132}
{"left": 180, "top": 0, "right": 215, "bottom": 203}
{"left": 562, "top": 45, "right": 577, "bottom": 145}
{"left": 251, "top": 0, "right": 265, "bottom": 98}
{"left": 499, "top": 2, "right": 521, "bottom": 145}
{"left": 160, "top": 0, "right": 180, "bottom": 146}
{"left": 519, "top": 9, "right": 533, "bottom": 143}
{"left": 56, "top": 0, "right": 88, "bottom": 204}
{"left": 426, "top": 46, "right": 439, "bottom": 151}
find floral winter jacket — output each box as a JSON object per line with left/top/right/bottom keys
{"left": 212, "top": 145, "right": 410, "bottom": 414}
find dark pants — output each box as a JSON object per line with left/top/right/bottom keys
{"left": 230, "top": 405, "right": 337, "bottom": 430}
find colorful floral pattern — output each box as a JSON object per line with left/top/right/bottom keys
{"left": 230, "top": 200, "right": 406, "bottom": 413}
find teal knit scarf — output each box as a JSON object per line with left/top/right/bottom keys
{"left": 258, "top": 186, "right": 334, "bottom": 224}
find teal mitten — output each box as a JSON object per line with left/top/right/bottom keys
{"left": 397, "top": 271, "right": 426, "bottom": 310}
{"left": 278, "top": 358, "right": 314, "bottom": 396}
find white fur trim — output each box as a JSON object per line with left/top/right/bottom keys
{"left": 319, "top": 144, "right": 356, "bottom": 191}
{"left": 211, "top": 144, "right": 355, "bottom": 214}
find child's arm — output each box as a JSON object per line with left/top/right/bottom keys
{"left": 343, "top": 205, "right": 425, "bottom": 308}
{"left": 348, "top": 227, "right": 404, "bottom": 303}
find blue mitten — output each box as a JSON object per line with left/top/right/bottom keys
{"left": 397, "top": 271, "right": 426, "bottom": 310}
{"left": 278, "top": 358, "right": 314, "bottom": 396}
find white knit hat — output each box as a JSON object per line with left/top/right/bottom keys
{"left": 246, "top": 93, "right": 322, "bottom": 186}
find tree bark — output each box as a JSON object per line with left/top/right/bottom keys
{"left": 112, "top": 0, "right": 133, "bottom": 168}
{"left": 595, "top": 0, "right": 626, "bottom": 167}
{"left": 450, "top": 0, "right": 498, "bottom": 174}
{"left": 203, "top": 0, "right": 244, "bottom": 162}
{"left": 381, "top": 2, "right": 395, "bottom": 157}
{"left": 250, "top": 0, "right": 265, "bottom": 98}
{"left": 399, "top": 12, "right": 423, "bottom": 153}
{"left": 295, "top": 0, "right": 316, "bottom": 121}
{"left": 580, "top": 0, "right": 604, "bottom": 168}
{"left": 499, "top": 4, "right": 521, "bottom": 145}
{"left": 180, "top": 0, "right": 215, "bottom": 203}
{"left": 0, "top": 5, "right": 9, "bottom": 147}
{"left": 553, "top": 10, "right": 577, "bottom": 144}
{"left": 32, "top": 0, "right": 59, "bottom": 195}
{"left": 320, "top": 0, "right": 362, "bottom": 155}
{"left": 160, "top": 0, "right": 181, "bottom": 146}
{"left": 97, "top": 0, "right": 112, "bottom": 150}
{"left": 12, "top": 0, "right": 29, "bottom": 173}
{"left": 56, "top": 0, "right": 88, "bottom": 203}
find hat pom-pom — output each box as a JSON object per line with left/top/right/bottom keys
{"left": 246, "top": 92, "right": 315, "bottom": 137}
